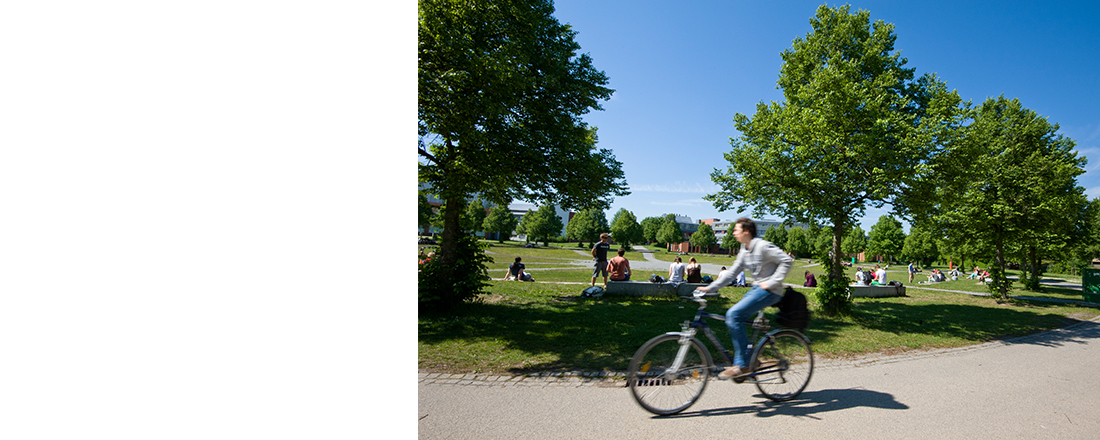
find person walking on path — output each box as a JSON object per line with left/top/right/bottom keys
{"left": 908, "top": 262, "right": 917, "bottom": 284}
{"left": 590, "top": 233, "right": 611, "bottom": 287}
{"left": 606, "top": 248, "right": 631, "bottom": 281}
{"left": 694, "top": 217, "right": 793, "bottom": 380}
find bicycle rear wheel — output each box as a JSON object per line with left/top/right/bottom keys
{"left": 749, "top": 330, "right": 813, "bottom": 401}
{"left": 627, "top": 334, "right": 711, "bottom": 415}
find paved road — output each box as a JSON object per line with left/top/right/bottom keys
{"left": 419, "top": 317, "right": 1100, "bottom": 439}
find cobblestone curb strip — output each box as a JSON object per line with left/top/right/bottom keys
{"left": 418, "top": 371, "right": 627, "bottom": 388}
{"left": 419, "top": 315, "right": 1100, "bottom": 389}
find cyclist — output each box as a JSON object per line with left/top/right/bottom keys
{"left": 694, "top": 217, "right": 793, "bottom": 380}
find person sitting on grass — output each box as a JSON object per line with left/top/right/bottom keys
{"left": 967, "top": 267, "right": 981, "bottom": 279}
{"left": 505, "top": 257, "right": 525, "bottom": 281}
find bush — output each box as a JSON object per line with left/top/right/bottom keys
{"left": 812, "top": 255, "right": 851, "bottom": 316}
{"left": 419, "top": 233, "right": 492, "bottom": 312}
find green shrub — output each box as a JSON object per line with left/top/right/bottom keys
{"left": 419, "top": 234, "right": 492, "bottom": 312}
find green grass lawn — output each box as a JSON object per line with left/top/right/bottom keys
{"left": 419, "top": 278, "right": 1099, "bottom": 375}
{"left": 419, "top": 240, "right": 1098, "bottom": 375}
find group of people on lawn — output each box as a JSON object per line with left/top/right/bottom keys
{"left": 588, "top": 233, "right": 710, "bottom": 287}
{"left": 854, "top": 265, "right": 890, "bottom": 285}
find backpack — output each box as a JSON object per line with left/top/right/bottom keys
{"left": 701, "top": 275, "right": 713, "bottom": 283}
{"left": 775, "top": 287, "right": 811, "bottom": 331}
{"left": 649, "top": 274, "right": 664, "bottom": 283}
{"left": 581, "top": 286, "right": 605, "bottom": 298}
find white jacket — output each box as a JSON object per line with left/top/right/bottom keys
{"left": 705, "top": 237, "right": 793, "bottom": 295}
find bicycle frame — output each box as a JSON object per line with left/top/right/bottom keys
{"left": 669, "top": 296, "right": 797, "bottom": 381}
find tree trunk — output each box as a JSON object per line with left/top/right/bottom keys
{"left": 993, "top": 234, "right": 1009, "bottom": 299}
{"left": 831, "top": 222, "right": 845, "bottom": 280}
{"left": 437, "top": 196, "right": 466, "bottom": 303}
{"left": 1027, "top": 244, "right": 1042, "bottom": 291}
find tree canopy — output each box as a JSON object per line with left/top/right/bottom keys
{"left": 690, "top": 222, "right": 717, "bottom": 252}
{"left": 418, "top": 0, "right": 626, "bottom": 309}
{"left": 610, "top": 209, "right": 643, "bottom": 248}
{"left": 705, "top": 5, "right": 966, "bottom": 312}
{"left": 867, "top": 215, "right": 905, "bottom": 263}
{"left": 931, "top": 96, "right": 1087, "bottom": 297}
{"left": 566, "top": 208, "right": 609, "bottom": 246}
{"left": 482, "top": 204, "right": 518, "bottom": 243}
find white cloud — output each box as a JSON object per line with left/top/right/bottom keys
{"left": 631, "top": 181, "right": 716, "bottom": 194}
{"left": 1086, "top": 186, "right": 1100, "bottom": 200}
{"left": 651, "top": 198, "right": 712, "bottom": 207}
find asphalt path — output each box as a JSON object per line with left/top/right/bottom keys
{"left": 419, "top": 317, "right": 1100, "bottom": 439}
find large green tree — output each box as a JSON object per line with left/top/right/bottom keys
{"left": 520, "top": 205, "right": 565, "bottom": 247}
{"left": 640, "top": 216, "right": 663, "bottom": 244}
{"left": 867, "top": 215, "right": 906, "bottom": 263}
{"left": 566, "top": 208, "right": 608, "bottom": 247}
{"left": 657, "top": 218, "right": 683, "bottom": 247}
{"left": 706, "top": 5, "right": 965, "bottom": 313}
{"left": 482, "top": 204, "right": 518, "bottom": 243}
{"left": 763, "top": 225, "right": 788, "bottom": 251}
{"left": 933, "top": 96, "right": 1086, "bottom": 298}
{"left": 690, "top": 222, "right": 717, "bottom": 253}
{"left": 418, "top": 0, "right": 627, "bottom": 309}
{"left": 841, "top": 225, "right": 867, "bottom": 259}
{"left": 786, "top": 226, "right": 811, "bottom": 257}
{"left": 610, "top": 209, "right": 644, "bottom": 249}
{"left": 901, "top": 222, "right": 938, "bottom": 267}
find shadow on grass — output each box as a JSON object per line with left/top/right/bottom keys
{"left": 418, "top": 295, "right": 738, "bottom": 373}
{"left": 419, "top": 290, "right": 1092, "bottom": 373}
{"left": 804, "top": 299, "right": 1087, "bottom": 348}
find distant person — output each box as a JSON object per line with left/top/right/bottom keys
{"left": 857, "top": 267, "right": 873, "bottom": 285}
{"left": 505, "top": 257, "right": 526, "bottom": 281}
{"left": 685, "top": 257, "right": 703, "bottom": 283}
{"left": 804, "top": 271, "right": 817, "bottom": 287}
{"left": 967, "top": 267, "right": 981, "bottom": 279}
{"left": 908, "top": 262, "right": 917, "bottom": 284}
{"left": 591, "top": 233, "right": 612, "bottom": 287}
{"left": 668, "top": 256, "right": 686, "bottom": 283}
{"left": 607, "top": 248, "right": 632, "bottom": 281}
{"left": 734, "top": 270, "right": 747, "bottom": 287}
{"left": 420, "top": 252, "right": 434, "bottom": 265}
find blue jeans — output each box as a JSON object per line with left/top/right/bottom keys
{"left": 725, "top": 286, "right": 782, "bottom": 369}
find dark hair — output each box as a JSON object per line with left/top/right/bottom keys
{"left": 675, "top": 256, "right": 681, "bottom": 262}
{"left": 735, "top": 217, "right": 757, "bottom": 238}
{"left": 515, "top": 257, "right": 522, "bottom": 262}
{"left": 617, "top": 248, "right": 626, "bottom": 256}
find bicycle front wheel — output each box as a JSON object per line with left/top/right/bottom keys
{"left": 750, "top": 330, "right": 813, "bottom": 401}
{"left": 627, "top": 334, "right": 711, "bottom": 415}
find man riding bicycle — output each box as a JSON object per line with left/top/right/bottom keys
{"left": 694, "top": 217, "right": 793, "bottom": 380}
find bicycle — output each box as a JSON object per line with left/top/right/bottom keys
{"left": 627, "top": 290, "right": 814, "bottom": 416}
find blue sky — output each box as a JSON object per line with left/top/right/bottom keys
{"left": 540, "top": 0, "right": 1100, "bottom": 233}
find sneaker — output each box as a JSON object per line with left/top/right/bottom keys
{"left": 717, "top": 366, "right": 749, "bottom": 380}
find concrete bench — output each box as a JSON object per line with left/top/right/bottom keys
{"left": 604, "top": 281, "right": 718, "bottom": 298}
{"left": 848, "top": 284, "right": 906, "bottom": 298}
